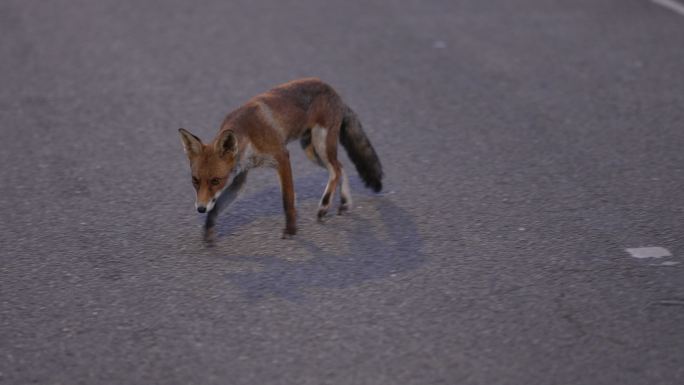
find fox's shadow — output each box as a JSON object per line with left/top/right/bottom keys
{"left": 206, "top": 174, "right": 425, "bottom": 301}
{"left": 209, "top": 171, "right": 329, "bottom": 236}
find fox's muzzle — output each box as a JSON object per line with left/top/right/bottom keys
{"left": 195, "top": 197, "right": 217, "bottom": 214}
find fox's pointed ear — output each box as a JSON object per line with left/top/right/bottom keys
{"left": 178, "top": 128, "right": 203, "bottom": 158}
{"left": 216, "top": 130, "right": 238, "bottom": 158}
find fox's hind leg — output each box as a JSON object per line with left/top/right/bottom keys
{"left": 301, "top": 127, "right": 352, "bottom": 216}
{"left": 300, "top": 128, "right": 324, "bottom": 167}
{"left": 307, "top": 126, "right": 344, "bottom": 219}
{"left": 337, "top": 167, "right": 351, "bottom": 214}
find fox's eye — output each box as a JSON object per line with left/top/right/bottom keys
{"left": 210, "top": 178, "right": 221, "bottom": 186}
{"left": 192, "top": 177, "right": 199, "bottom": 186}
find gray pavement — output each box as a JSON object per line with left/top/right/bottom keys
{"left": 2, "top": 0, "right": 684, "bottom": 384}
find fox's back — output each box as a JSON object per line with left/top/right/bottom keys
{"left": 221, "top": 78, "right": 345, "bottom": 142}
{"left": 264, "top": 77, "right": 338, "bottom": 110}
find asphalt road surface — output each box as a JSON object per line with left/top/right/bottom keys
{"left": 2, "top": 0, "right": 684, "bottom": 384}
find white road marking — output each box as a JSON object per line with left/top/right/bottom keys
{"left": 651, "top": 0, "right": 684, "bottom": 16}
{"left": 625, "top": 246, "right": 672, "bottom": 259}
{"left": 650, "top": 261, "right": 680, "bottom": 266}
{"left": 654, "top": 299, "right": 684, "bottom": 306}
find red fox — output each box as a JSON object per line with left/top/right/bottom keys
{"left": 178, "top": 78, "right": 383, "bottom": 239}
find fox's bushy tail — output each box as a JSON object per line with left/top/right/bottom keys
{"left": 339, "top": 106, "right": 383, "bottom": 192}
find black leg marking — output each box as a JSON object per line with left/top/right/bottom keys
{"left": 205, "top": 212, "right": 217, "bottom": 231}
{"left": 318, "top": 192, "right": 332, "bottom": 221}
{"left": 204, "top": 211, "right": 217, "bottom": 244}
{"left": 203, "top": 224, "right": 216, "bottom": 244}
{"left": 321, "top": 192, "right": 331, "bottom": 207}
{"left": 338, "top": 198, "right": 348, "bottom": 213}
{"left": 337, "top": 196, "right": 349, "bottom": 215}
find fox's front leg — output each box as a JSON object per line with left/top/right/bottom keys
{"left": 204, "top": 171, "right": 248, "bottom": 241}
{"left": 275, "top": 150, "right": 297, "bottom": 237}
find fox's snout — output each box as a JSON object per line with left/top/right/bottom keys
{"left": 195, "top": 197, "right": 217, "bottom": 214}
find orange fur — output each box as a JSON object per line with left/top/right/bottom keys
{"left": 179, "top": 78, "right": 382, "bottom": 239}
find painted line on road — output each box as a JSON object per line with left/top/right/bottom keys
{"left": 626, "top": 246, "right": 681, "bottom": 267}
{"left": 626, "top": 246, "right": 672, "bottom": 259}
{"left": 651, "top": 0, "right": 684, "bottom": 17}
{"left": 650, "top": 261, "right": 680, "bottom": 266}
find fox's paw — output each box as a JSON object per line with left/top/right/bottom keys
{"left": 282, "top": 224, "right": 297, "bottom": 239}
{"left": 203, "top": 226, "right": 216, "bottom": 244}
{"left": 337, "top": 203, "right": 350, "bottom": 215}
{"left": 317, "top": 208, "right": 329, "bottom": 221}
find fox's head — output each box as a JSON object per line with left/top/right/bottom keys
{"left": 178, "top": 128, "right": 238, "bottom": 213}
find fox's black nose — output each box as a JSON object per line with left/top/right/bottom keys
{"left": 197, "top": 206, "right": 206, "bottom": 213}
